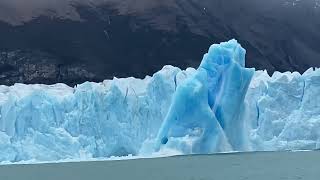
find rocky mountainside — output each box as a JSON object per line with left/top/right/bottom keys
{"left": 0, "top": 0, "right": 319, "bottom": 86}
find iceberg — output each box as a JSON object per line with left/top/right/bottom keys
{"left": 0, "top": 39, "right": 319, "bottom": 163}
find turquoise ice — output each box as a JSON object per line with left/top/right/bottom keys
{"left": 0, "top": 40, "right": 319, "bottom": 163}
{"left": 155, "top": 40, "right": 254, "bottom": 153}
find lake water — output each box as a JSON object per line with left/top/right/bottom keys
{"left": 0, "top": 151, "right": 319, "bottom": 180}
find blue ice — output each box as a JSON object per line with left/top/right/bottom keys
{"left": 0, "top": 40, "right": 319, "bottom": 164}
{"left": 154, "top": 40, "right": 254, "bottom": 154}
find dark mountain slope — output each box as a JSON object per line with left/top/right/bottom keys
{"left": 0, "top": 0, "right": 319, "bottom": 85}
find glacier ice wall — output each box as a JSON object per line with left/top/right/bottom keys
{"left": 246, "top": 68, "right": 320, "bottom": 151}
{"left": 0, "top": 39, "right": 319, "bottom": 163}
{"left": 0, "top": 67, "right": 182, "bottom": 162}
{"left": 153, "top": 40, "right": 254, "bottom": 154}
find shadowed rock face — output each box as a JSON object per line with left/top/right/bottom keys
{"left": 0, "top": 0, "right": 319, "bottom": 86}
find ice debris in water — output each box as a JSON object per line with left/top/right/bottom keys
{"left": 0, "top": 39, "right": 319, "bottom": 163}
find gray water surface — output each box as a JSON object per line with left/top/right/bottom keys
{"left": 0, "top": 151, "right": 319, "bottom": 180}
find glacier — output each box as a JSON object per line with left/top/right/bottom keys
{"left": 0, "top": 39, "right": 319, "bottom": 163}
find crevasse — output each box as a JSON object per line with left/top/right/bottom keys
{"left": 0, "top": 40, "right": 319, "bottom": 163}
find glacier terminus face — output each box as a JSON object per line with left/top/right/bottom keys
{"left": 0, "top": 40, "right": 319, "bottom": 164}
